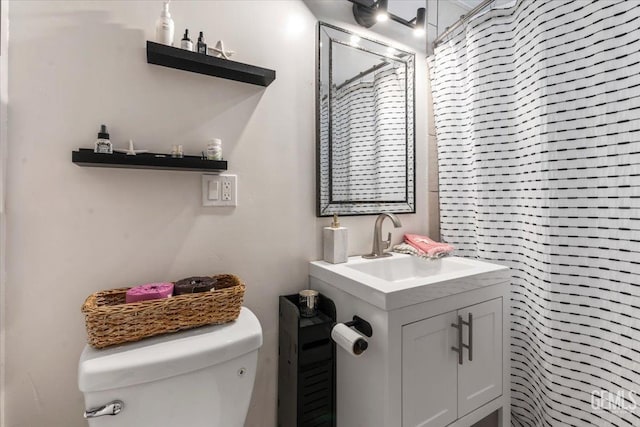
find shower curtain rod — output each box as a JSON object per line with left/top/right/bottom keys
{"left": 336, "top": 60, "right": 390, "bottom": 90}
{"left": 433, "top": 0, "right": 493, "bottom": 47}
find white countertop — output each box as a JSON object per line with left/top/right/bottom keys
{"left": 309, "top": 254, "right": 510, "bottom": 310}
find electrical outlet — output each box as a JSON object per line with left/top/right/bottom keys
{"left": 222, "top": 179, "right": 232, "bottom": 201}
{"left": 202, "top": 174, "right": 237, "bottom": 207}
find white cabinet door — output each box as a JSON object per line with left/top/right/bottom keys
{"left": 457, "top": 298, "right": 503, "bottom": 417}
{"left": 402, "top": 311, "right": 458, "bottom": 427}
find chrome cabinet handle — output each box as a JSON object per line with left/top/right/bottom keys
{"left": 462, "top": 313, "right": 473, "bottom": 362}
{"left": 84, "top": 400, "right": 124, "bottom": 418}
{"left": 451, "top": 315, "right": 464, "bottom": 365}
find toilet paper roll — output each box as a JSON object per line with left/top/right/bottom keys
{"left": 331, "top": 323, "right": 368, "bottom": 357}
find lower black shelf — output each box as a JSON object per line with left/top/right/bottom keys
{"left": 72, "top": 149, "right": 227, "bottom": 172}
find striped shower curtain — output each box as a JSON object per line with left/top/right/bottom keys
{"left": 429, "top": 1, "right": 640, "bottom": 426}
{"left": 332, "top": 67, "right": 408, "bottom": 203}
{"left": 318, "top": 65, "right": 409, "bottom": 215}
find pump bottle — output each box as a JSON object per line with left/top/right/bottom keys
{"left": 155, "top": 1, "right": 175, "bottom": 46}
{"left": 323, "top": 214, "right": 348, "bottom": 264}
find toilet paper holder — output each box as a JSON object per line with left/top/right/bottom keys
{"left": 342, "top": 316, "right": 373, "bottom": 337}
{"left": 331, "top": 316, "right": 373, "bottom": 357}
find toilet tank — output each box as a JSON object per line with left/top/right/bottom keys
{"left": 78, "top": 307, "right": 262, "bottom": 427}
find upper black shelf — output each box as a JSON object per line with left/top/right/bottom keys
{"left": 72, "top": 149, "right": 227, "bottom": 172}
{"left": 146, "top": 41, "right": 276, "bottom": 87}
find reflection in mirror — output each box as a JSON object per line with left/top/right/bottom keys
{"left": 317, "top": 23, "right": 415, "bottom": 216}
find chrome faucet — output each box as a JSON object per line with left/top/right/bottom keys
{"left": 362, "top": 212, "right": 402, "bottom": 259}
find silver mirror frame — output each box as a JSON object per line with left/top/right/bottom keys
{"left": 316, "top": 22, "right": 416, "bottom": 217}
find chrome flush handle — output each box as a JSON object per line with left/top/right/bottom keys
{"left": 83, "top": 400, "right": 124, "bottom": 418}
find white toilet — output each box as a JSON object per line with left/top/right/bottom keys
{"left": 78, "top": 307, "right": 262, "bottom": 427}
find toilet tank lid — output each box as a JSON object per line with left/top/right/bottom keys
{"left": 78, "top": 307, "right": 262, "bottom": 392}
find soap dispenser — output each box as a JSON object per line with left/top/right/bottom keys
{"left": 323, "top": 214, "right": 348, "bottom": 264}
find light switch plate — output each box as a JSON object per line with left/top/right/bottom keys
{"left": 202, "top": 174, "right": 237, "bottom": 207}
{"left": 208, "top": 180, "right": 219, "bottom": 200}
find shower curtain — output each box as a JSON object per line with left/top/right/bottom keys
{"left": 330, "top": 66, "right": 407, "bottom": 203}
{"left": 429, "top": 1, "right": 640, "bottom": 426}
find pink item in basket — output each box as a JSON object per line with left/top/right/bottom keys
{"left": 125, "top": 282, "right": 174, "bottom": 303}
{"left": 404, "top": 234, "right": 455, "bottom": 258}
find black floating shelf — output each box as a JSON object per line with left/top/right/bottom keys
{"left": 146, "top": 41, "right": 276, "bottom": 87}
{"left": 72, "top": 149, "right": 227, "bottom": 172}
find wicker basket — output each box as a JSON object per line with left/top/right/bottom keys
{"left": 81, "top": 274, "right": 245, "bottom": 349}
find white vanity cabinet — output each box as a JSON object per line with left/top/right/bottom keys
{"left": 309, "top": 255, "right": 511, "bottom": 427}
{"left": 402, "top": 298, "right": 503, "bottom": 427}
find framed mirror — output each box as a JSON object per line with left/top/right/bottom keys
{"left": 317, "top": 22, "right": 415, "bottom": 217}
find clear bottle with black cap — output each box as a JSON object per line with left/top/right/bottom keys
{"left": 197, "top": 31, "right": 207, "bottom": 54}
{"left": 94, "top": 124, "right": 112, "bottom": 154}
{"left": 181, "top": 29, "right": 193, "bottom": 51}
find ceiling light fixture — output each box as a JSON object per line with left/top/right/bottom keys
{"left": 375, "top": 0, "right": 389, "bottom": 22}
{"left": 351, "top": 1, "right": 427, "bottom": 36}
{"left": 352, "top": 1, "right": 378, "bottom": 28}
{"left": 413, "top": 7, "right": 426, "bottom": 37}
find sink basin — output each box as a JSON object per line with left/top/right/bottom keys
{"left": 309, "top": 254, "right": 510, "bottom": 310}
{"left": 345, "top": 256, "right": 473, "bottom": 283}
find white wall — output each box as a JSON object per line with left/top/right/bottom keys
{"left": 5, "top": 1, "right": 429, "bottom": 426}
{"left": 0, "top": 0, "right": 8, "bottom": 425}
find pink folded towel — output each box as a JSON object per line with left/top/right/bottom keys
{"left": 126, "top": 282, "right": 174, "bottom": 303}
{"left": 404, "top": 234, "right": 455, "bottom": 258}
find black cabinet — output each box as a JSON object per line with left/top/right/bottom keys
{"left": 278, "top": 294, "right": 336, "bottom": 427}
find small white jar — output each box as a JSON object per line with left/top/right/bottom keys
{"left": 207, "top": 138, "right": 222, "bottom": 160}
